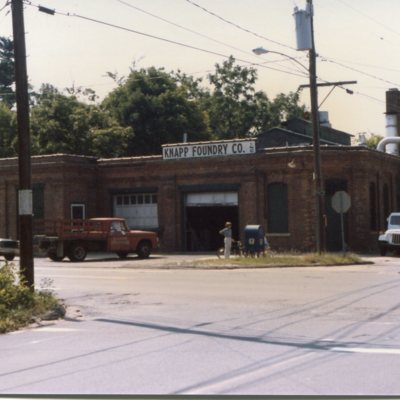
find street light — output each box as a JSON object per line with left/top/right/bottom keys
{"left": 252, "top": 46, "right": 309, "bottom": 74}
{"left": 252, "top": 2, "right": 325, "bottom": 253}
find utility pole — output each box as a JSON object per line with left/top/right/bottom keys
{"left": 307, "top": 0, "right": 325, "bottom": 254}
{"left": 11, "top": 0, "right": 34, "bottom": 287}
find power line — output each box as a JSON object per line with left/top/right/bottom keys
{"left": 0, "top": 0, "right": 10, "bottom": 13}
{"left": 335, "top": 0, "right": 400, "bottom": 39}
{"left": 320, "top": 56, "right": 400, "bottom": 88}
{"left": 22, "top": 0, "right": 308, "bottom": 80}
{"left": 17, "top": 0, "right": 394, "bottom": 109}
{"left": 183, "top": 1, "right": 399, "bottom": 95}
{"left": 185, "top": 0, "right": 297, "bottom": 52}
{"left": 116, "top": 0, "right": 256, "bottom": 59}
{"left": 116, "top": 0, "right": 308, "bottom": 76}
{"left": 327, "top": 58, "right": 400, "bottom": 74}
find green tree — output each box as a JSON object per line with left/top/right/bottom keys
{"left": 269, "top": 91, "right": 306, "bottom": 127}
{"left": 0, "top": 37, "right": 15, "bottom": 108}
{"left": 0, "top": 102, "right": 17, "bottom": 157}
{"left": 357, "top": 132, "right": 383, "bottom": 149}
{"left": 206, "top": 56, "right": 274, "bottom": 139}
{"left": 30, "top": 84, "right": 92, "bottom": 155}
{"left": 30, "top": 84, "right": 132, "bottom": 157}
{"left": 88, "top": 108, "right": 134, "bottom": 158}
{"left": 206, "top": 56, "right": 307, "bottom": 139}
{"left": 207, "top": 56, "right": 257, "bottom": 138}
{"left": 102, "top": 67, "right": 210, "bottom": 155}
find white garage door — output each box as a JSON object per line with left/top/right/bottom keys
{"left": 186, "top": 192, "right": 238, "bottom": 206}
{"left": 114, "top": 193, "right": 158, "bottom": 229}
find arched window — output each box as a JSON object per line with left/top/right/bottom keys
{"left": 267, "top": 182, "right": 288, "bottom": 233}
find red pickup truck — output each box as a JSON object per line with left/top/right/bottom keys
{"left": 36, "top": 218, "right": 158, "bottom": 262}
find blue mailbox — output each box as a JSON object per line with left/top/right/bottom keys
{"left": 244, "top": 225, "right": 265, "bottom": 255}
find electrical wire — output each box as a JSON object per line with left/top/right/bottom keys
{"left": 0, "top": 0, "right": 9, "bottom": 13}
{"left": 19, "top": 0, "right": 394, "bottom": 108}
{"left": 116, "top": 0, "right": 308, "bottom": 76}
{"left": 183, "top": 0, "right": 398, "bottom": 97}
{"left": 185, "top": 0, "right": 297, "bottom": 52}
{"left": 116, "top": 0, "right": 256, "bottom": 59}
{"left": 320, "top": 56, "right": 400, "bottom": 88}
{"left": 22, "top": 0, "right": 309, "bottom": 80}
{"left": 335, "top": 0, "right": 400, "bottom": 39}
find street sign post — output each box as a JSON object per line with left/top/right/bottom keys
{"left": 331, "top": 191, "right": 351, "bottom": 254}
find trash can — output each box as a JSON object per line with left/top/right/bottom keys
{"left": 244, "top": 225, "right": 265, "bottom": 256}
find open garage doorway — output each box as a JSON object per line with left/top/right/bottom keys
{"left": 184, "top": 192, "right": 239, "bottom": 251}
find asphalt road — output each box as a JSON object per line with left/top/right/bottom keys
{"left": 1, "top": 254, "right": 400, "bottom": 395}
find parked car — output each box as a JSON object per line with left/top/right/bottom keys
{"left": 378, "top": 212, "right": 400, "bottom": 256}
{"left": 0, "top": 238, "right": 19, "bottom": 261}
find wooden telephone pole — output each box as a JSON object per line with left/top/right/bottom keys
{"left": 307, "top": 0, "right": 325, "bottom": 253}
{"left": 11, "top": 0, "right": 34, "bottom": 287}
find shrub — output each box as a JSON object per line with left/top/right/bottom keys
{"left": 0, "top": 263, "right": 63, "bottom": 333}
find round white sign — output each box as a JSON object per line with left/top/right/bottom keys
{"left": 331, "top": 190, "right": 351, "bottom": 213}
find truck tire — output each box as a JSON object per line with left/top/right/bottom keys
{"left": 137, "top": 240, "right": 151, "bottom": 259}
{"left": 380, "top": 245, "right": 387, "bottom": 256}
{"left": 4, "top": 254, "right": 15, "bottom": 261}
{"left": 68, "top": 243, "right": 87, "bottom": 262}
{"left": 48, "top": 249, "right": 65, "bottom": 261}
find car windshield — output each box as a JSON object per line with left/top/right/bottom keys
{"left": 390, "top": 215, "right": 400, "bottom": 227}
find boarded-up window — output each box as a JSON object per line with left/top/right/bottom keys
{"left": 369, "top": 182, "right": 377, "bottom": 231}
{"left": 32, "top": 184, "right": 44, "bottom": 219}
{"left": 267, "top": 182, "right": 288, "bottom": 233}
{"left": 383, "top": 183, "right": 390, "bottom": 222}
{"left": 396, "top": 177, "right": 400, "bottom": 211}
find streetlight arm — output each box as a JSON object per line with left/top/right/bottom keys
{"left": 252, "top": 46, "right": 309, "bottom": 72}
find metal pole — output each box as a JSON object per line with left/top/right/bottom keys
{"left": 307, "top": 0, "right": 324, "bottom": 253}
{"left": 11, "top": 0, "right": 34, "bottom": 287}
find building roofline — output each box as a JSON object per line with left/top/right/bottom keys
{"left": 263, "top": 127, "right": 341, "bottom": 145}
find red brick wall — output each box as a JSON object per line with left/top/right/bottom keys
{"left": 1, "top": 147, "right": 400, "bottom": 253}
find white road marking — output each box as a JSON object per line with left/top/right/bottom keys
{"left": 331, "top": 347, "right": 400, "bottom": 355}
{"left": 34, "top": 327, "right": 80, "bottom": 332}
{"left": 187, "top": 352, "right": 315, "bottom": 394}
{"left": 37, "top": 274, "right": 127, "bottom": 280}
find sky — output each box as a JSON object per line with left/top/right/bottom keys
{"left": 1, "top": 0, "right": 400, "bottom": 140}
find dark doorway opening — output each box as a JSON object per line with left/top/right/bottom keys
{"left": 185, "top": 205, "right": 238, "bottom": 251}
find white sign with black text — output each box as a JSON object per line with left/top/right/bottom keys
{"left": 162, "top": 140, "right": 256, "bottom": 160}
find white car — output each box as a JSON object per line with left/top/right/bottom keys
{"left": 0, "top": 238, "right": 19, "bottom": 261}
{"left": 378, "top": 213, "right": 400, "bottom": 256}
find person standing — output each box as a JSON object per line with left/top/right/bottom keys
{"left": 219, "top": 221, "right": 232, "bottom": 259}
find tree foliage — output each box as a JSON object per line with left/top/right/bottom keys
{"left": 269, "top": 91, "right": 306, "bottom": 127}
{"left": 30, "top": 84, "right": 133, "bottom": 157}
{"left": 204, "top": 56, "right": 305, "bottom": 139}
{"left": 0, "top": 37, "right": 15, "bottom": 108}
{"left": 206, "top": 56, "right": 266, "bottom": 138}
{"left": 0, "top": 102, "right": 17, "bottom": 157}
{"left": 102, "top": 67, "right": 210, "bottom": 155}
{"left": 357, "top": 132, "right": 383, "bottom": 149}
{"left": 0, "top": 44, "right": 307, "bottom": 158}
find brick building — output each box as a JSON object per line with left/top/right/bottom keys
{"left": 0, "top": 118, "right": 399, "bottom": 253}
